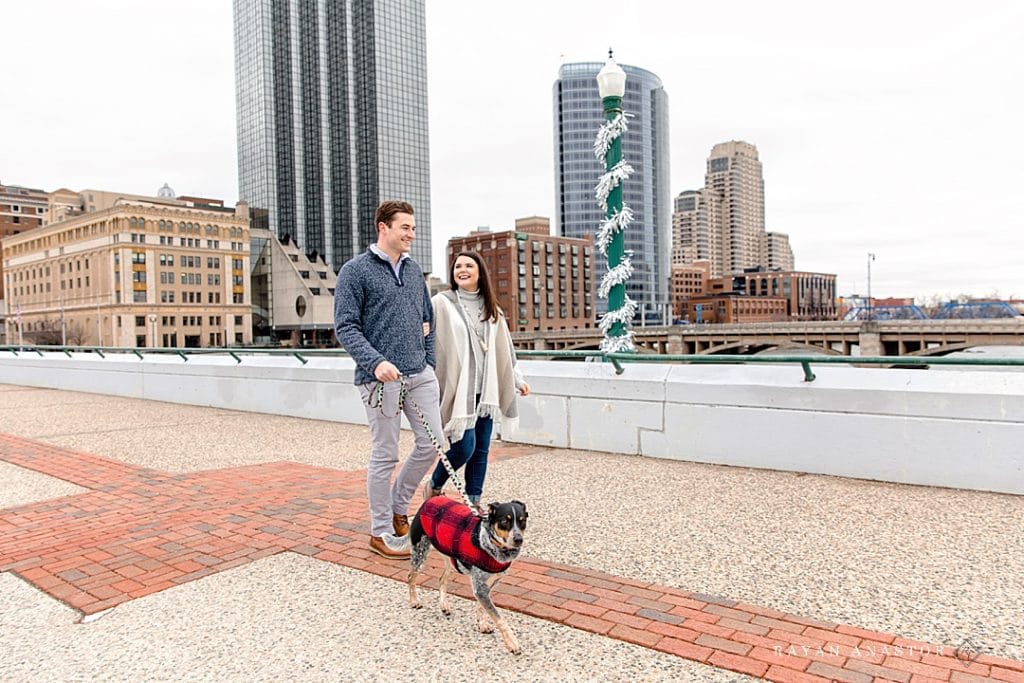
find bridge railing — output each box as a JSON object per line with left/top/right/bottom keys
{"left": 2, "top": 344, "right": 1021, "bottom": 383}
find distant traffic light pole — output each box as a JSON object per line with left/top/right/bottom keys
{"left": 867, "top": 252, "right": 876, "bottom": 321}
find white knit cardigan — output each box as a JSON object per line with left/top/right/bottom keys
{"left": 431, "top": 290, "right": 521, "bottom": 443}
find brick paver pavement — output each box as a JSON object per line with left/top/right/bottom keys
{"left": 2, "top": 432, "right": 1021, "bottom": 682}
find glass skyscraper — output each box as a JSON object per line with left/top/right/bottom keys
{"left": 553, "top": 62, "right": 670, "bottom": 324}
{"left": 233, "top": 0, "right": 432, "bottom": 273}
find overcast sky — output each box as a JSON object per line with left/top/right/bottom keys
{"left": 3, "top": 1, "right": 1022, "bottom": 302}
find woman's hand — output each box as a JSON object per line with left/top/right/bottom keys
{"left": 422, "top": 322, "right": 430, "bottom": 337}
{"left": 518, "top": 382, "right": 530, "bottom": 397}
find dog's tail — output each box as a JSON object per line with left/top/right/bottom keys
{"left": 381, "top": 532, "right": 411, "bottom": 551}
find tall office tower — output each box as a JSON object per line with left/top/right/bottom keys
{"left": 553, "top": 61, "right": 670, "bottom": 325}
{"left": 233, "top": 0, "right": 432, "bottom": 273}
{"left": 705, "top": 141, "right": 764, "bottom": 274}
{"left": 765, "top": 231, "right": 794, "bottom": 271}
{"left": 671, "top": 189, "right": 723, "bottom": 277}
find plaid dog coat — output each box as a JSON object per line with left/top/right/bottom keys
{"left": 419, "top": 497, "right": 511, "bottom": 574}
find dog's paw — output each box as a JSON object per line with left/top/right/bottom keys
{"left": 409, "top": 598, "right": 422, "bottom": 609}
{"left": 477, "top": 618, "right": 495, "bottom": 634}
{"left": 504, "top": 636, "right": 522, "bottom": 655}
{"left": 439, "top": 599, "right": 451, "bottom": 616}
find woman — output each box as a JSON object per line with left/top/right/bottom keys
{"left": 426, "top": 251, "right": 530, "bottom": 508}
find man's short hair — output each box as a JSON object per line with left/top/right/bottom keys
{"left": 375, "top": 200, "right": 415, "bottom": 228}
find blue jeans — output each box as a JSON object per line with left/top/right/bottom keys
{"left": 430, "top": 414, "right": 494, "bottom": 500}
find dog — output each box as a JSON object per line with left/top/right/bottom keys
{"left": 405, "top": 496, "right": 528, "bottom": 654}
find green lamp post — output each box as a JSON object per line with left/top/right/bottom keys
{"left": 595, "top": 50, "right": 635, "bottom": 353}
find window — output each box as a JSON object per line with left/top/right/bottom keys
{"left": 135, "top": 316, "right": 146, "bottom": 327}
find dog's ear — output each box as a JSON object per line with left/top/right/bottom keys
{"left": 487, "top": 502, "right": 499, "bottom": 521}
{"left": 512, "top": 500, "right": 528, "bottom": 519}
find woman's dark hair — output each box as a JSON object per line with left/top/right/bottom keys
{"left": 449, "top": 251, "right": 500, "bottom": 322}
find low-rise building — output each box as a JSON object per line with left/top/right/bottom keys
{"left": 250, "top": 228, "right": 335, "bottom": 347}
{"left": 683, "top": 293, "right": 789, "bottom": 324}
{"left": 670, "top": 261, "right": 711, "bottom": 320}
{"left": 730, "top": 269, "right": 837, "bottom": 321}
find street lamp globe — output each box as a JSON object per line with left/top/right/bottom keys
{"left": 596, "top": 50, "right": 626, "bottom": 99}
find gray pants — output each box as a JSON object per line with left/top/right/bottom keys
{"left": 359, "top": 367, "right": 444, "bottom": 537}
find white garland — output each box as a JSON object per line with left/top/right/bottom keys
{"left": 593, "top": 112, "right": 633, "bottom": 165}
{"left": 596, "top": 206, "right": 633, "bottom": 255}
{"left": 598, "top": 295, "right": 637, "bottom": 353}
{"left": 593, "top": 102, "right": 636, "bottom": 353}
{"left": 597, "top": 254, "right": 633, "bottom": 299}
{"left": 594, "top": 159, "right": 634, "bottom": 213}
{"left": 600, "top": 331, "right": 636, "bottom": 354}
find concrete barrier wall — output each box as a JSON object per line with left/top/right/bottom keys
{"left": 1, "top": 352, "right": 1022, "bottom": 495}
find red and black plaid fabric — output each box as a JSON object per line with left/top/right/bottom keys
{"left": 419, "top": 497, "right": 511, "bottom": 574}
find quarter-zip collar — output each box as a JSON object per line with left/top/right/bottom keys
{"left": 369, "top": 244, "right": 408, "bottom": 284}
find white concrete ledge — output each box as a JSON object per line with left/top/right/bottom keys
{"left": 1, "top": 352, "right": 1021, "bottom": 495}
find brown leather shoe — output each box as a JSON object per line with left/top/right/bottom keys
{"left": 392, "top": 514, "right": 409, "bottom": 537}
{"left": 368, "top": 535, "right": 410, "bottom": 559}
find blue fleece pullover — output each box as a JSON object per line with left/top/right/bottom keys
{"left": 334, "top": 248, "right": 435, "bottom": 385}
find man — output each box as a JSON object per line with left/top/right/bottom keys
{"left": 334, "top": 200, "right": 444, "bottom": 559}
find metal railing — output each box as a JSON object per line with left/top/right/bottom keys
{"left": 1, "top": 344, "right": 1022, "bottom": 382}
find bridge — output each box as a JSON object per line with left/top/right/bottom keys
{"left": 512, "top": 318, "right": 1024, "bottom": 356}
{"left": 1, "top": 349, "right": 1023, "bottom": 677}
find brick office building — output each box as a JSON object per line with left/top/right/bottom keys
{"left": 730, "top": 270, "right": 837, "bottom": 321}
{"left": 683, "top": 293, "right": 789, "bottom": 324}
{"left": 446, "top": 217, "right": 594, "bottom": 332}
{"left": 670, "top": 260, "right": 711, "bottom": 320}
{"left": 0, "top": 183, "right": 49, "bottom": 301}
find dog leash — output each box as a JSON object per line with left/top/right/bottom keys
{"left": 367, "top": 375, "right": 480, "bottom": 515}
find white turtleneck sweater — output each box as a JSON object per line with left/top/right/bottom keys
{"left": 455, "top": 288, "right": 488, "bottom": 395}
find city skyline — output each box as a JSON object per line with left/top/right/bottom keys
{"left": 2, "top": 1, "right": 1022, "bottom": 302}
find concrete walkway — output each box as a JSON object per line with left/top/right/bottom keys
{"left": 1, "top": 384, "right": 1022, "bottom": 682}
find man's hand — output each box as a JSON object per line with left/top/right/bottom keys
{"left": 374, "top": 361, "right": 401, "bottom": 382}
{"left": 422, "top": 322, "right": 430, "bottom": 337}
{"left": 518, "top": 382, "right": 531, "bottom": 397}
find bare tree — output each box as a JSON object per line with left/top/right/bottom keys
{"left": 918, "top": 294, "right": 945, "bottom": 318}
{"left": 26, "top": 318, "right": 63, "bottom": 345}
{"left": 65, "top": 322, "right": 86, "bottom": 346}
